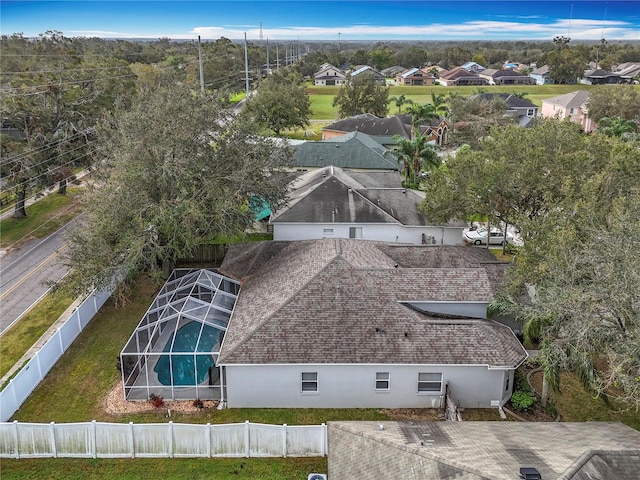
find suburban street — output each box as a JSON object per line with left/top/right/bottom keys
{"left": 0, "top": 220, "right": 74, "bottom": 334}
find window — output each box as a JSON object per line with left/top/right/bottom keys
{"left": 417, "top": 373, "right": 442, "bottom": 393}
{"left": 569, "top": 108, "right": 575, "bottom": 114}
{"left": 375, "top": 372, "right": 390, "bottom": 391}
{"left": 505, "top": 375, "right": 510, "bottom": 392}
{"left": 349, "top": 227, "right": 362, "bottom": 239}
{"left": 323, "top": 228, "right": 334, "bottom": 237}
{"left": 527, "top": 108, "right": 535, "bottom": 117}
{"left": 301, "top": 372, "right": 318, "bottom": 392}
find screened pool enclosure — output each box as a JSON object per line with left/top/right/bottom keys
{"left": 120, "top": 269, "right": 239, "bottom": 401}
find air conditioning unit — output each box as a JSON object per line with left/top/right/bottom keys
{"left": 308, "top": 474, "right": 327, "bottom": 480}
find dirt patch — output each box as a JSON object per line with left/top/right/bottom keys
{"left": 103, "top": 382, "right": 218, "bottom": 415}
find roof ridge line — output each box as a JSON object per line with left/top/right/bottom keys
{"left": 219, "top": 250, "right": 343, "bottom": 363}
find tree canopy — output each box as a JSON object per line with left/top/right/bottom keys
{"left": 332, "top": 71, "right": 389, "bottom": 118}
{"left": 586, "top": 85, "right": 640, "bottom": 123}
{"left": 244, "top": 68, "right": 311, "bottom": 136}
{"left": 65, "top": 86, "right": 292, "bottom": 297}
{"left": 420, "top": 118, "right": 640, "bottom": 409}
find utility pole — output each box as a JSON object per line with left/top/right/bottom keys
{"left": 338, "top": 33, "right": 341, "bottom": 51}
{"left": 244, "top": 32, "right": 249, "bottom": 98}
{"left": 276, "top": 43, "right": 279, "bottom": 70}
{"left": 197, "top": 35, "right": 205, "bottom": 94}
{"left": 266, "top": 38, "right": 270, "bottom": 75}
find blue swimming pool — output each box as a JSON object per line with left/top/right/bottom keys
{"left": 154, "top": 322, "right": 222, "bottom": 386}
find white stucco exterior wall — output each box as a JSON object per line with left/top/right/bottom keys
{"left": 272, "top": 223, "right": 464, "bottom": 246}
{"left": 222, "top": 364, "right": 512, "bottom": 409}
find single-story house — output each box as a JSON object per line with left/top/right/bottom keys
{"left": 613, "top": 62, "right": 640, "bottom": 83}
{"left": 478, "top": 68, "right": 536, "bottom": 86}
{"left": 313, "top": 63, "right": 346, "bottom": 86}
{"left": 579, "top": 69, "right": 623, "bottom": 85}
{"left": 270, "top": 165, "right": 466, "bottom": 245}
{"left": 323, "top": 113, "right": 449, "bottom": 146}
{"left": 540, "top": 90, "right": 596, "bottom": 132}
{"left": 217, "top": 238, "right": 526, "bottom": 409}
{"left": 329, "top": 421, "right": 640, "bottom": 479}
{"left": 395, "top": 67, "right": 435, "bottom": 86}
{"left": 438, "top": 67, "right": 487, "bottom": 87}
{"left": 469, "top": 93, "right": 538, "bottom": 121}
{"left": 293, "top": 131, "right": 398, "bottom": 170}
{"left": 529, "top": 64, "right": 554, "bottom": 85}
{"left": 349, "top": 65, "right": 387, "bottom": 85}
{"left": 381, "top": 65, "right": 407, "bottom": 77}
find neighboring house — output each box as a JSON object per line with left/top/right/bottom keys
{"left": 322, "top": 113, "right": 450, "bottom": 146}
{"left": 613, "top": 62, "right": 640, "bottom": 83}
{"left": 395, "top": 67, "right": 435, "bottom": 86}
{"left": 217, "top": 238, "right": 526, "bottom": 409}
{"left": 438, "top": 67, "right": 487, "bottom": 86}
{"left": 381, "top": 65, "right": 407, "bottom": 78}
{"left": 293, "top": 131, "right": 399, "bottom": 170}
{"left": 350, "top": 65, "right": 386, "bottom": 85}
{"left": 270, "top": 166, "right": 466, "bottom": 245}
{"left": 478, "top": 68, "right": 535, "bottom": 86}
{"left": 540, "top": 90, "right": 596, "bottom": 132}
{"left": 460, "top": 61, "right": 485, "bottom": 73}
{"left": 469, "top": 93, "right": 538, "bottom": 124}
{"left": 529, "top": 64, "right": 554, "bottom": 85}
{"left": 313, "top": 63, "right": 346, "bottom": 86}
{"left": 579, "top": 69, "right": 623, "bottom": 85}
{"left": 329, "top": 421, "right": 640, "bottom": 480}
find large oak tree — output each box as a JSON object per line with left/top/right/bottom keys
{"left": 65, "top": 86, "right": 292, "bottom": 297}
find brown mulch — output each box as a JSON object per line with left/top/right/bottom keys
{"left": 103, "top": 382, "right": 218, "bottom": 415}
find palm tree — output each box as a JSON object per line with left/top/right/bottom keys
{"left": 430, "top": 91, "right": 450, "bottom": 116}
{"left": 405, "top": 103, "right": 439, "bottom": 139}
{"left": 392, "top": 133, "right": 440, "bottom": 184}
{"left": 389, "top": 94, "right": 413, "bottom": 114}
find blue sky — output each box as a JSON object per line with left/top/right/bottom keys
{"left": 2, "top": 1, "right": 639, "bottom": 41}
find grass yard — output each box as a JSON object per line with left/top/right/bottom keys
{"left": 0, "top": 188, "right": 82, "bottom": 250}
{"left": 0, "top": 290, "right": 73, "bottom": 381}
{"left": 0, "top": 457, "right": 327, "bottom": 480}
{"left": 303, "top": 83, "right": 640, "bottom": 121}
{"left": 10, "top": 274, "right": 391, "bottom": 425}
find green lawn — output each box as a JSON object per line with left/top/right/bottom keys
{"left": 0, "top": 290, "right": 73, "bottom": 381}
{"left": 0, "top": 457, "right": 327, "bottom": 480}
{"left": 304, "top": 83, "right": 640, "bottom": 120}
{"left": 0, "top": 188, "right": 82, "bottom": 249}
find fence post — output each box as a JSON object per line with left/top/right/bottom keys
{"left": 321, "top": 423, "right": 326, "bottom": 457}
{"left": 244, "top": 420, "right": 250, "bottom": 458}
{"left": 91, "top": 420, "right": 97, "bottom": 458}
{"left": 129, "top": 422, "right": 135, "bottom": 458}
{"left": 168, "top": 421, "right": 174, "bottom": 458}
{"left": 282, "top": 424, "right": 287, "bottom": 458}
{"left": 13, "top": 420, "right": 19, "bottom": 459}
{"left": 36, "top": 353, "right": 43, "bottom": 381}
{"left": 50, "top": 422, "right": 57, "bottom": 458}
{"left": 206, "top": 423, "right": 212, "bottom": 458}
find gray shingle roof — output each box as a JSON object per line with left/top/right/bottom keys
{"left": 329, "top": 421, "right": 640, "bottom": 480}
{"left": 470, "top": 92, "right": 537, "bottom": 109}
{"left": 218, "top": 239, "right": 525, "bottom": 366}
{"left": 271, "top": 166, "right": 451, "bottom": 227}
{"left": 542, "top": 90, "right": 590, "bottom": 109}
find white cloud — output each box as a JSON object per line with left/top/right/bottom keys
{"left": 70, "top": 18, "right": 639, "bottom": 41}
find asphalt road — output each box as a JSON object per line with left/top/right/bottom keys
{"left": 0, "top": 219, "right": 75, "bottom": 335}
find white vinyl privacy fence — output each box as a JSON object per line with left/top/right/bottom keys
{"left": 0, "top": 289, "right": 113, "bottom": 422}
{"left": 0, "top": 421, "right": 327, "bottom": 458}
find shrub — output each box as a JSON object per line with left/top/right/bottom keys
{"left": 511, "top": 390, "right": 536, "bottom": 412}
{"left": 148, "top": 393, "right": 164, "bottom": 408}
